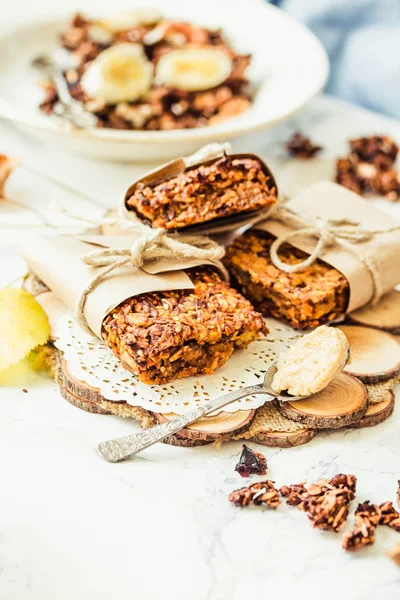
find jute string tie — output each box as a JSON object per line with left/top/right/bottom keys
{"left": 268, "top": 204, "right": 400, "bottom": 305}
{"left": 76, "top": 222, "right": 227, "bottom": 334}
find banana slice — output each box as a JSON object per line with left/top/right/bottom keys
{"left": 99, "top": 7, "right": 162, "bottom": 32}
{"left": 156, "top": 48, "right": 232, "bottom": 92}
{"left": 81, "top": 43, "right": 153, "bottom": 104}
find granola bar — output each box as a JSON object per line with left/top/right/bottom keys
{"left": 125, "top": 155, "right": 277, "bottom": 231}
{"left": 101, "top": 267, "right": 267, "bottom": 384}
{"left": 39, "top": 13, "right": 253, "bottom": 131}
{"left": 223, "top": 229, "right": 349, "bottom": 329}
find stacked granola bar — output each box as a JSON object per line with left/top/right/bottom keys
{"left": 223, "top": 229, "right": 349, "bottom": 329}
{"left": 125, "top": 155, "right": 277, "bottom": 231}
{"left": 102, "top": 267, "right": 267, "bottom": 385}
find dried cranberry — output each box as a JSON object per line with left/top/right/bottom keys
{"left": 235, "top": 445, "right": 267, "bottom": 478}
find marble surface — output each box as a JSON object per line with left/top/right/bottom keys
{"left": 1, "top": 95, "right": 400, "bottom": 600}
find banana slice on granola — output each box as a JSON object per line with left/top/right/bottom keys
{"left": 271, "top": 326, "right": 350, "bottom": 397}
{"left": 99, "top": 7, "right": 162, "bottom": 31}
{"left": 156, "top": 47, "right": 232, "bottom": 92}
{"left": 81, "top": 43, "right": 153, "bottom": 104}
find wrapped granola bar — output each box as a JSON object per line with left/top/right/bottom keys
{"left": 122, "top": 144, "right": 277, "bottom": 234}
{"left": 21, "top": 232, "right": 266, "bottom": 384}
{"left": 225, "top": 182, "right": 400, "bottom": 329}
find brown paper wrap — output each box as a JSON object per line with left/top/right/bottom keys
{"left": 120, "top": 143, "right": 278, "bottom": 235}
{"left": 20, "top": 233, "right": 226, "bottom": 338}
{"left": 257, "top": 182, "right": 400, "bottom": 313}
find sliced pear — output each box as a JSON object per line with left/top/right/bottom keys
{"left": 156, "top": 48, "right": 232, "bottom": 92}
{"left": 81, "top": 43, "right": 153, "bottom": 104}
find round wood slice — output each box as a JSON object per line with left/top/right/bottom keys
{"left": 348, "top": 290, "right": 400, "bottom": 333}
{"left": 338, "top": 325, "right": 400, "bottom": 383}
{"left": 351, "top": 390, "right": 395, "bottom": 429}
{"left": 277, "top": 373, "right": 368, "bottom": 429}
{"left": 154, "top": 410, "right": 256, "bottom": 444}
{"left": 60, "top": 358, "right": 255, "bottom": 446}
{"left": 60, "top": 383, "right": 112, "bottom": 415}
{"left": 251, "top": 428, "right": 318, "bottom": 448}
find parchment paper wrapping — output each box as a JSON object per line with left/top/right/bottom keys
{"left": 120, "top": 143, "right": 278, "bottom": 235}
{"left": 20, "top": 233, "right": 226, "bottom": 338}
{"left": 256, "top": 182, "right": 400, "bottom": 313}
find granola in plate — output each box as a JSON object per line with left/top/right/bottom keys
{"left": 39, "top": 11, "right": 253, "bottom": 131}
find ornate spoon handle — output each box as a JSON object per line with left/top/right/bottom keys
{"left": 98, "top": 384, "right": 266, "bottom": 462}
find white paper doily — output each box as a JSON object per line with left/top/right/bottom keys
{"left": 55, "top": 316, "right": 300, "bottom": 414}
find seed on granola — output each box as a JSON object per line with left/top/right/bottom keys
{"left": 234, "top": 445, "right": 268, "bottom": 478}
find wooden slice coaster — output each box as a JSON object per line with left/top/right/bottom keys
{"left": 338, "top": 325, "right": 400, "bottom": 383}
{"left": 154, "top": 410, "right": 256, "bottom": 444}
{"left": 250, "top": 428, "right": 318, "bottom": 448}
{"left": 348, "top": 290, "right": 400, "bottom": 334}
{"left": 277, "top": 373, "right": 368, "bottom": 429}
{"left": 237, "top": 402, "right": 318, "bottom": 448}
{"left": 352, "top": 390, "right": 395, "bottom": 429}
{"left": 60, "top": 358, "right": 255, "bottom": 446}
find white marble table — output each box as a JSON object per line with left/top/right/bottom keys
{"left": 1, "top": 95, "right": 400, "bottom": 600}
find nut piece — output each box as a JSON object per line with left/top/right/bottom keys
{"left": 234, "top": 445, "right": 268, "bottom": 478}
{"left": 271, "top": 325, "right": 350, "bottom": 397}
{"left": 342, "top": 501, "right": 381, "bottom": 551}
{"left": 229, "top": 480, "right": 280, "bottom": 508}
{"left": 285, "top": 132, "right": 322, "bottom": 159}
{"left": 281, "top": 474, "right": 357, "bottom": 532}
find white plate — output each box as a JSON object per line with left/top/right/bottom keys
{"left": 0, "top": 2, "right": 329, "bottom": 162}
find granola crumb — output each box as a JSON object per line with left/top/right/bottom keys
{"left": 22, "top": 388, "right": 28, "bottom": 393}
{"left": 342, "top": 501, "right": 381, "bottom": 551}
{"left": 229, "top": 480, "right": 280, "bottom": 508}
{"left": 235, "top": 445, "right": 268, "bottom": 478}
{"left": 285, "top": 132, "right": 322, "bottom": 159}
{"left": 281, "top": 474, "right": 357, "bottom": 532}
{"left": 336, "top": 135, "right": 400, "bottom": 201}
{"left": 379, "top": 501, "right": 400, "bottom": 532}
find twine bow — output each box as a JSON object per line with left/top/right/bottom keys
{"left": 77, "top": 222, "right": 227, "bottom": 334}
{"left": 269, "top": 205, "right": 400, "bottom": 305}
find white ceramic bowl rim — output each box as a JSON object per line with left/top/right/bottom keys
{"left": 0, "top": 3, "right": 329, "bottom": 145}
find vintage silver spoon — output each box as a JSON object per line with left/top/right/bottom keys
{"left": 32, "top": 54, "right": 98, "bottom": 129}
{"left": 98, "top": 363, "right": 308, "bottom": 463}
